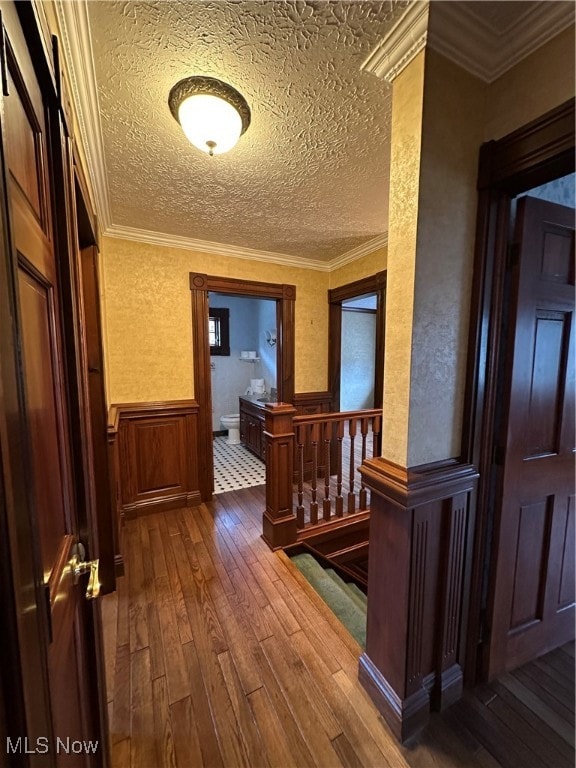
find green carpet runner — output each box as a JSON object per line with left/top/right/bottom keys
{"left": 290, "top": 552, "right": 367, "bottom": 648}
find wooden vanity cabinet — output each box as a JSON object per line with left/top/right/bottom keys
{"left": 239, "top": 397, "right": 266, "bottom": 461}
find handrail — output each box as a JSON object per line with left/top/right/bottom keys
{"left": 262, "top": 403, "right": 382, "bottom": 550}
{"left": 293, "top": 408, "right": 382, "bottom": 426}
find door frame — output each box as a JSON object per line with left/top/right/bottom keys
{"left": 462, "top": 98, "right": 575, "bottom": 684}
{"left": 190, "top": 273, "right": 296, "bottom": 500}
{"left": 328, "top": 271, "right": 386, "bottom": 412}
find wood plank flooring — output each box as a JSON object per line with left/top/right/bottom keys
{"left": 102, "top": 486, "right": 575, "bottom": 768}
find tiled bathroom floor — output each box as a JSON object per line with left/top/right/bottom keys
{"left": 213, "top": 435, "right": 266, "bottom": 494}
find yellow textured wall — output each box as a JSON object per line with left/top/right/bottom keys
{"left": 409, "top": 51, "right": 486, "bottom": 466}
{"left": 382, "top": 27, "right": 573, "bottom": 468}
{"left": 382, "top": 51, "right": 425, "bottom": 466}
{"left": 329, "top": 247, "right": 387, "bottom": 289}
{"left": 101, "top": 237, "right": 330, "bottom": 403}
{"left": 484, "top": 26, "right": 575, "bottom": 141}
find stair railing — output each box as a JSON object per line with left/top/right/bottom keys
{"left": 261, "top": 403, "right": 382, "bottom": 550}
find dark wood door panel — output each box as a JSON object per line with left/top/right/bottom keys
{"left": 497, "top": 493, "right": 575, "bottom": 671}
{"left": 547, "top": 493, "right": 575, "bottom": 614}
{"left": 539, "top": 218, "right": 574, "bottom": 285}
{"left": 4, "top": 67, "right": 44, "bottom": 223}
{"left": 488, "top": 196, "right": 575, "bottom": 678}
{"left": 18, "top": 263, "right": 69, "bottom": 580}
{"left": 524, "top": 310, "right": 571, "bottom": 457}
{"left": 507, "top": 497, "right": 552, "bottom": 632}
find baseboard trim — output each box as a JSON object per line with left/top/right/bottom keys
{"left": 432, "top": 663, "right": 463, "bottom": 712}
{"left": 187, "top": 490, "right": 202, "bottom": 507}
{"left": 358, "top": 653, "right": 430, "bottom": 742}
{"left": 123, "top": 491, "right": 198, "bottom": 519}
{"left": 262, "top": 511, "right": 298, "bottom": 551}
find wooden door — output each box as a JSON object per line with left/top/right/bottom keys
{"left": 487, "top": 196, "right": 575, "bottom": 678}
{"left": 2, "top": 7, "right": 105, "bottom": 764}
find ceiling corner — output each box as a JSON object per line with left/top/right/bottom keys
{"left": 361, "top": 1, "right": 430, "bottom": 83}
{"left": 428, "top": 1, "right": 575, "bottom": 84}
{"left": 328, "top": 234, "right": 389, "bottom": 272}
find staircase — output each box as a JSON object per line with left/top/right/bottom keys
{"left": 290, "top": 552, "right": 367, "bottom": 648}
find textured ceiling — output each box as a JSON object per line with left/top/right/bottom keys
{"left": 88, "top": 1, "right": 409, "bottom": 262}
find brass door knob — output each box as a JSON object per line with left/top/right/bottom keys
{"left": 69, "top": 554, "right": 101, "bottom": 600}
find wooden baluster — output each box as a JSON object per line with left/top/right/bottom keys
{"left": 322, "top": 421, "right": 331, "bottom": 521}
{"left": 359, "top": 417, "right": 369, "bottom": 510}
{"left": 372, "top": 414, "right": 381, "bottom": 456}
{"left": 310, "top": 422, "right": 319, "bottom": 525}
{"left": 335, "top": 419, "right": 344, "bottom": 517}
{"left": 347, "top": 418, "right": 357, "bottom": 514}
{"left": 296, "top": 423, "right": 305, "bottom": 529}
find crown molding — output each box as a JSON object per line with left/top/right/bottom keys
{"left": 362, "top": 1, "right": 429, "bottom": 83}
{"left": 54, "top": 0, "right": 112, "bottom": 228}
{"left": 364, "top": 1, "right": 574, "bottom": 86}
{"left": 328, "top": 234, "right": 389, "bottom": 271}
{"left": 428, "top": 1, "right": 574, "bottom": 84}
{"left": 104, "top": 225, "right": 388, "bottom": 274}
{"left": 104, "top": 225, "right": 332, "bottom": 271}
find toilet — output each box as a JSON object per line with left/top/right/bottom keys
{"left": 221, "top": 414, "right": 241, "bottom": 445}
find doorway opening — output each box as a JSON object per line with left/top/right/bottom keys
{"left": 464, "top": 99, "right": 575, "bottom": 685}
{"left": 484, "top": 174, "right": 575, "bottom": 679}
{"left": 328, "top": 271, "right": 386, "bottom": 412}
{"left": 340, "top": 294, "right": 378, "bottom": 411}
{"left": 190, "top": 274, "right": 296, "bottom": 501}
{"left": 209, "top": 292, "right": 277, "bottom": 494}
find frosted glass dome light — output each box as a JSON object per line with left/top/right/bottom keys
{"left": 169, "top": 76, "right": 251, "bottom": 157}
{"left": 178, "top": 94, "right": 242, "bottom": 155}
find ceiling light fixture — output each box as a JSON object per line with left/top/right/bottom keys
{"left": 168, "top": 76, "right": 251, "bottom": 156}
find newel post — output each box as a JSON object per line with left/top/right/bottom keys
{"left": 358, "top": 458, "right": 478, "bottom": 742}
{"left": 262, "top": 403, "right": 297, "bottom": 550}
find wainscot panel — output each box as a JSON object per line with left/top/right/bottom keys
{"left": 292, "top": 390, "right": 332, "bottom": 415}
{"left": 108, "top": 400, "right": 200, "bottom": 522}
{"left": 358, "top": 457, "right": 479, "bottom": 743}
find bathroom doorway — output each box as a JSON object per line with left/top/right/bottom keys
{"left": 190, "top": 273, "right": 296, "bottom": 500}
{"left": 209, "top": 292, "right": 277, "bottom": 493}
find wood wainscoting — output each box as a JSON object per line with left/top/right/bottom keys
{"left": 293, "top": 391, "right": 332, "bottom": 415}
{"left": 108, "top": 401, "right": 201, "bottom": 524}
{"left": 358, "top": 457, "right": 478, "bottom": 743}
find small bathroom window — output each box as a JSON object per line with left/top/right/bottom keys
{"left": 209, "top": 308, "right": 230, "bottom": 356}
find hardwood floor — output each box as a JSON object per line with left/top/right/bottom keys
{"left": 101, "top": 487, "right": 575, "bottom": 767}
